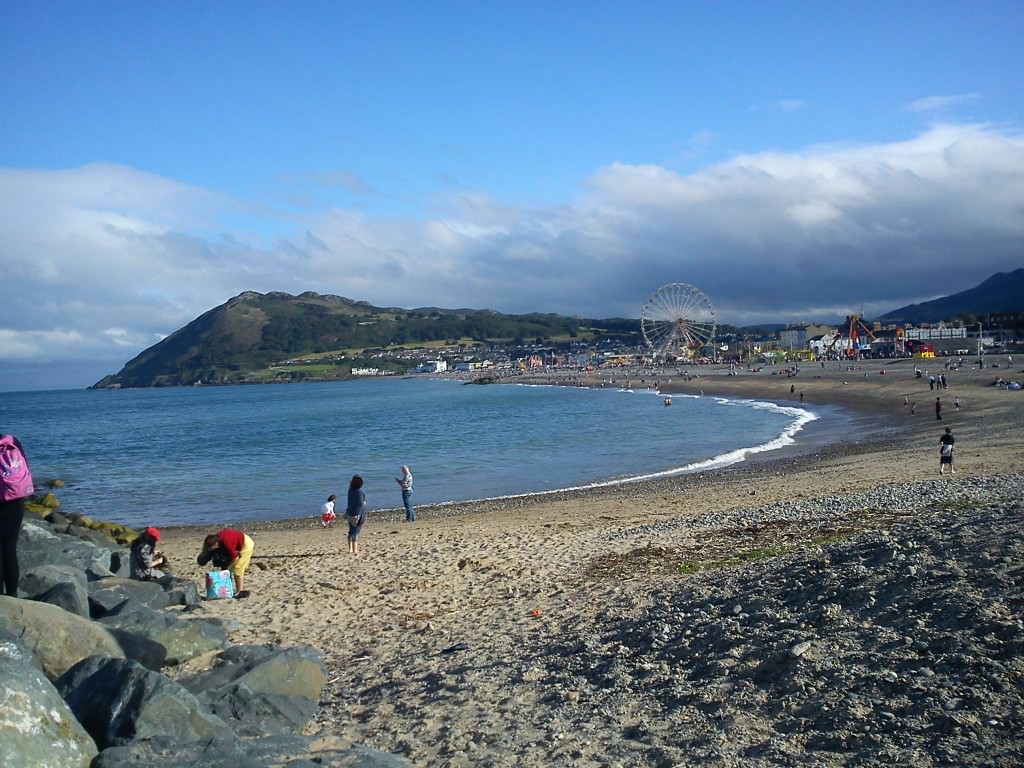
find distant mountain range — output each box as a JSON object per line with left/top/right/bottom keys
{"left": 92, "top": 271, "right": 1022, "bottom": 388}
{"left": 878, "top": 268, "right": 1024, "bottom": 325}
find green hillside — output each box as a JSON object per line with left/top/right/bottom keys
{"left": 91, "top": 291, "right": 639, "bottom": 388}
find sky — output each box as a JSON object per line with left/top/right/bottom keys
{"left": 1, "top": 1, "right": 1022, "bottom": 391}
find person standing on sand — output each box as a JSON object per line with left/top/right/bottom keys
{"left": 939, "top": 428, "right": 955, "bottom": 474}
{"left": 345, "top": 475, "right": 367, "bottom": 555}
{"left": 197, "top": 528, "right": 255, "bottom": 598}
{"left": 935, "top": 396, "right": 942, "bottom": 420}
{"left": 396, "top": 465, "right": 415, "bottom": 522}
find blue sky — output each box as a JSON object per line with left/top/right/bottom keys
{"left": 1, "top": 1, "right": 1022, "bottom": 390}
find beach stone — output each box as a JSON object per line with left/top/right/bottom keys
{"left": 0, "top": 595, "right": 124, "bottom": 681}
{"left": 88, "top": 577, "right": 170, "bottom": 618}
{"left": 56, "top": 655, "right": 229, "bottom": 750}
{"left": 19, "top": 521, "right": 114, "bottom": 576}
{"left": 0, "top": 632, "right": 98, "bottom": 768}
{"left": 20, "top": 563, "right": 90, "bottom": 616}
{"left": 64, "top": 523, "right": 120, "bottom": 550}
{"left": 161, "top": 575, "right": 201, "bottom": 609}
{"left": 34, "top": 581, "right": 92, "bottom": 618}
{"left": 98, "top": 603, "right": 228, "bottom": 665}
{"left": 182, "top": 644, "right": 327, "bottom": 736}
{"left": 104, "top": 626, "right": 168, "bottom": 671}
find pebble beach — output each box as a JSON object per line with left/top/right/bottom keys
{"left": 159, "top": 358, "right": 1024, "bottom": 767}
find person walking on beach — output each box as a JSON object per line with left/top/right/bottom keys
{"left": 0, "top": 433, "right": 34, "bottom": 598}
{"left": 396, "top": 465, "right": 415, "bottom": 522}
{"left": 197, "top": 528, "right": 255, "bottom": 598}
{"left": 345, "top": 475, "right": 367, "bottom": 555}
{"left": 954, "top": 396, "right": 960, "bottom": 412}
{"left": 939, "top": 427, "right": 955, "bottom": 474}
{"left": 320, "top": 494, "right": 337, "bottom": 528}
{"left": 935, "top": 396, "right": 942, "bottom": 420}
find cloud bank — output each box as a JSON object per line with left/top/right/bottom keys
{"left": 1, "top": 123, "right": 1022, "bottom": 388}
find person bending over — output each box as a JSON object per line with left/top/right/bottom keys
{"left": 198, "top": 528, "right": 255, "bottom": 598}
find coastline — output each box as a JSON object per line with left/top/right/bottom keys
{"left": 157, "top": 358, "right": 1024, "bottom": 766}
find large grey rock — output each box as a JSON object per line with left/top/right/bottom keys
{"left": 99, "top": 603, "right": 228, "bottom": 665}
{"left": 21, "top": 563, "right": 90, "bottom": 617}
{"left": 183, "top": 644, "right": 327, "bottom": 737}
{"left": 35, "top": 581, "right": 91, "bottom": 617}
{"left": 88, "top": 577, "right": 170, "bottom": 617}
{"left": 63, "top": 523, "right": 119, "bottom": 551}
{"left": 0, "top": 596, "right": 124, "bottom": 681}
{"left": 56, "top": 655, "right": 229, "bottom": 750}
{"left": 19, "top": 522, "right": 113, "bottom": 576}
{"left": 0, "top": 631, "right": 98, "bottom": 768}
{"left": 20, "top": 563, "right": 88, "bottom": 598}
{"left": 161, "top": 575, "right": 201, "bottom": 609}
{"left": 91, "top": 735, "right": 409, "bottom": 767}
{"left": 105, "top": 627, "right": 168, "bottom": 671}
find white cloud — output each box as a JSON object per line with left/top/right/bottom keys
{"left": 1, "top": 123, "right": 1022, "bottom": 388}
{"left": 907, "top": 93, "right": 981, "bottom": 112}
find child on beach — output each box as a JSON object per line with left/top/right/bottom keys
{"left": 129, "top": 526, "right": 169, "bottom": 580}
{"left": 320, "top": 494, "right": 337, "bottom": 527}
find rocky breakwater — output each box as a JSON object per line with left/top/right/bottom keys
{"left": 1, "top": 504, "right": 408, "bottom": 768}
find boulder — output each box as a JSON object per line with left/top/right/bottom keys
{"left": 182, "top": 644, "right": 326, "bottom": 736}
{"left": 20, "top": 564, "right": 89, "bottom": 617}
{"left": 0, "top": 596, "right": 124, "bottom": 681}
{"left": 56, "top": 656, "right": 229, "bottom": 750}
{"left": 19, "top": 522, "right": 113, "bottom": 576}
{"left": 0, "top": 630, "right": 98, "bottom": 768}
{"left": 88, "top": 577, "right": 170, "bottom": 617}
{"left": 161, "top": 575, "right": 201, "bottom": 609}
{"left": 105, "top": 627, "right": 168, "bottom": 671}
{"left": 35, "top": 581, "right": 91, "bottom": 618}
{"left": 99, "top": 603, "right": 228, "bottom": 665}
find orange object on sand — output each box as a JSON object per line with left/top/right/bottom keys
{"left": 531, "top": 609, "right": 542, "bottom": 618}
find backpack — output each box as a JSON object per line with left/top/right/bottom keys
{"left": 0, "top": 435, "right": 34, "bottom": 503}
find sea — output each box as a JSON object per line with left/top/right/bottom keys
{"left": 0, "top": 377, "right": 831, "bottom": 529}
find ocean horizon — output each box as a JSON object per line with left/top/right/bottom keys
{"left": 1, "top": 377, "right": 828, "bottom": 529}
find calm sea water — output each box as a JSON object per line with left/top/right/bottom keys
{"left": 0, "top": 378, "right": 816, "bottom": 528}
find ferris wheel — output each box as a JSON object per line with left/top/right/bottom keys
{"left": 640, "top": 283, "right": 717, "bottom": 358}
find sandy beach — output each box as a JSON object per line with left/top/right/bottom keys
{"left": 158, "top": 357, "right": 1024, "bottom": 767}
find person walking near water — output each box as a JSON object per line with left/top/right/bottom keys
{"left": 396, "top": 465, "right": 415, "bottom": 522}
{"left": 345, "top": 475, "right": 367, "bottom": 555}
{"left": 939, "top": 427, "right": 955, "bottom": 474}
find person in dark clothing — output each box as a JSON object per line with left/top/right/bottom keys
{"left": 130, "top": 527, "right": 168, "bottom": 580}
{"left": 939, "top": 428, "right": 955, "bottom": 474}
{"left": 345, "top": 475, "right": 367, "bottom": 555}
